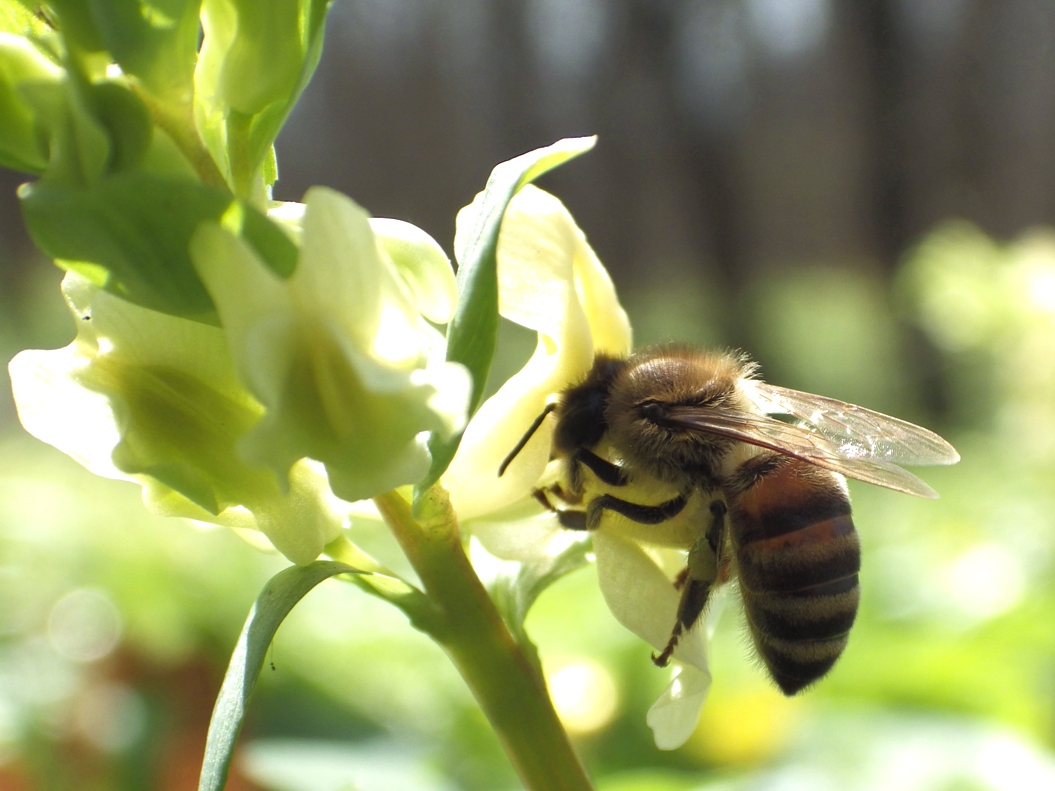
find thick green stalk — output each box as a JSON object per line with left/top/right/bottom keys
{"left": 373, "top": 489, "right": 595, "bottom": 791}
{"left": 132, "top": 86, "right": 228, "bottom": 189}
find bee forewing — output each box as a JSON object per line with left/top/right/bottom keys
{"left": 661, "top": 407, "right": 941, "bottom": 498}
{"left": 739, "top": 380, "right": 960, "bottom": 466}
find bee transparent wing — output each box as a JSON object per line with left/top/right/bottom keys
{"left": 661, "top": 406, "right": 942, "bottom": 498}
{"left": 739, "top": 380, "right": 960, "bottom": 467}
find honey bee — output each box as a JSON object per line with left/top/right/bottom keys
{"left": 499, "top": 346, "right": 959, "bottom": 695}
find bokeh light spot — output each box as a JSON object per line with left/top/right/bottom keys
{"left": 546, "top": 657, "right": 618, "bottom": 736}
{"left": 73, "top": 682, "right": 147, "bottom": 753}
{"left": 47, "top": 587, "right": 122, "bottom": 663}
{"left": 686, "top": 686, "right": 800, "bottom": 766}
{"left": 944, "top": 542, "right": 1025, "bottom": 621}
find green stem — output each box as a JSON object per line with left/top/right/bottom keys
{"left": 226, "top": 110, "right": 254, "bottom": 198}
{"left": 131, "top": 85, "right": 228, "bottom": 190}
{"left": 374, "top": 489, "right": 595, "bottom": 791}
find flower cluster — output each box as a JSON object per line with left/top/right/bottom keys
{"left": 11, "top": 187, "right": 469, "bottom": 564}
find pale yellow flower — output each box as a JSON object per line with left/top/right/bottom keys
{"left": 444, "top": 183, "right": 712, "bottom": 749}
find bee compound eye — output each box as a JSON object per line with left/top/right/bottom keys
{"left": 639, "top": 401, "right": 668, "bottom": 423}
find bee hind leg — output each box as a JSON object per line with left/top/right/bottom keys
{"left": 654, "top": 499, "right": 726, "bottom": 667}
{"left": 653, "top": 575, "right": 712, "bottom": 667}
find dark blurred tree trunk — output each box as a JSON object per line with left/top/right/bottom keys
{"left": 854, "top": 0, "right": 908, "bottom": 266}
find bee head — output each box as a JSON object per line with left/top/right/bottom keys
{"left": 605, "top": 346, "right": 745, "bottom": 480}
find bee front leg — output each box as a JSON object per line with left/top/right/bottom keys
{"left": 561, "top": 448, "right": 629, "bottom": 503}
{"left": 573, "top": 449, "right": 630, "bottom": 486}
{"left": 653, "top": 500, "right": 726, "bottom": 667}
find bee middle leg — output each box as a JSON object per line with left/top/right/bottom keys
{"left": 585, "top": 491, "right": 688, "bottom": 531}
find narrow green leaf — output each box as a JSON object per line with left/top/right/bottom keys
{"left": 19, "top": 172, "right": 298, "bottom": 320}
{"left": 418, "top": 136, "right": 596, "bottom": 494}
{"left": 198, "top": 560, "right": 364, "bottom": 791}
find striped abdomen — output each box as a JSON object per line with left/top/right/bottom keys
{"left": 728, "top": 454, "right": 860, "bottom": 695}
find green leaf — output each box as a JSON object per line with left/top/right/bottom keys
{"left": 198, "top": 561, "right": 365, "bottom": 791}
{"left": 19, "top": 172, "right": 298, "bottom": 320}
{"left": 217, "top": 0, "right": 303, "bottom": 115}
{"left": 90, "top": 0, "right": 202, "bottom": 101}
{"left": 47, "top": 0, "right": 106, "bottom": 53}
{"left": 87, "top": 80, "right": 152, "bottom": 172}
{"left": 239, "top": 0, "right": 332, "bottom": 185}
{"left": 418, "top": 136, "right": 596, "bottom": 494}
{"left": 0, "top": 34, "right": 60, "bottom": 173}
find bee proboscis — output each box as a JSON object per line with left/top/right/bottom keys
{"left": 500, "top": 346, "right": 959, "bottom": 694}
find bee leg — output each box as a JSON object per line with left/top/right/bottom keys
{"left": 654, "top": 500, "right": 726, "bottom": 667}
{"left": 556, "top": 511, "right": 588, "bottom": 530}
{"left": 532, "top": 488, "right": 589, "bottom": 530}
{"left": 533, "top": 488, "right": 555, "bottom": 510}
{"left": 653, "top": 627, "right": 681, "bottom": 667}
{"left": 561, "top": 449, "right": 627, "bottom": 502}
{"left": 549, "top": 481, "right": 580, "bottom": 505}
{"left": 673, "top": 567, "right": 689, "bottom": 590}
{"left": 573, "top": 449, "right": 630, "bottom": 486}
{"left": 585, "top": 492, "right": 687, "bottom": 530}
{"left": 653, "top": 576, "right": 712, "bottom": 667}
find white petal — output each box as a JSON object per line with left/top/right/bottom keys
{"left": 592, "top": 531, "right": 707, "bottom": 670}
{"left": 66, "top": 272, "right": 243, "bottom": 395}
{"left": 371, "top": 217, "right": 458, "bottom": 324}
{"left": 444, "top": 185, "right": 630, "bottom": 519}
{"left": 194, "top": 188, "right": 468, "bottom": 501}
{"left": 8, "top": 346, "right": 126, "bottom": 480}
{"left": 190, "top": 221, "right": 294, "bottom": 407}
{"left": 444, "top": 339, "right": 581, "bottom": 520}
{"left": 297, "top": 187, "right": 422, "bottom": 364}
{"left": 416, "top": 360, "right": 472, "bottom": 438}
{"left": 247, "top": 459, "right": 347, "bottom": 565}
{"left": 8, "top": 272, "right": 241, "bottom": 481}
{"left": 646, "top": 664, "right": 712, "bottom": 750}
{"left": 323, "top": 434, "right": 432, "bottom": 506}
{"left": 469, "top": 508, "right": 576, "bottom": 562}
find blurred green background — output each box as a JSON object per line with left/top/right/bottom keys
{"left": 3, "top": 1, "right": 1055, "bottom": 790}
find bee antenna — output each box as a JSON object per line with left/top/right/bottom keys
{"left": 498, "top": 403, "right": 557, "bottom": 477}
